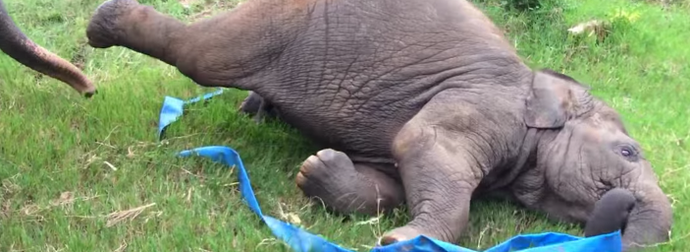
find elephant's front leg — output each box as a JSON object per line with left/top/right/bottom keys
{"left": 379, "top": 113, "right": 486, "bottom": 245}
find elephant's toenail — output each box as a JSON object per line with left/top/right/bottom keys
{"left": 378, "top": 235, "right": 400, "bottom": 246}
{"left": 295, "top": 172, "right": 307, "bottom": 185}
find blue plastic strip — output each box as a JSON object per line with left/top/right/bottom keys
{"left": 158, "top": 90, "right": 623, "bottom": 252}
{"left": 157, "top": 88, "right": 224, "bottom": 140}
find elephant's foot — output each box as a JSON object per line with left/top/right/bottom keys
{"left": 86, "top": 0, "right": 187, "bottom": 67}
{"left": 86, "top": 0, "right": 139, "bottom": 48}
{"left": 378, "top": 220, "right": 458, "bottom": 246}
{"left": 295, "top": 149, "right": 404, "bottom": 216}
{"left": 378, "top": 225, "right": 434, "bottom": 245}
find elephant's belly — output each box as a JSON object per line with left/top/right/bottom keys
{"left": 273, "top": 96, "right": 419, "bottom": 159}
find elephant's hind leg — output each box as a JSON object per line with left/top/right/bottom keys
{"left": 295, "top": 149, "right": 405, "bottom": 216}
{"left": 86, "top": 0, "right": 314, "bottom": 88}
{"left": 86, "top": 0, "right": 187, "bottom": 65}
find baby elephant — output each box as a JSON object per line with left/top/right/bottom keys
{"left": 584, "top": 188, "right": 637, "bottom": 237}
{"left": 84, "top": 0, "right": 673, "bottom": 250}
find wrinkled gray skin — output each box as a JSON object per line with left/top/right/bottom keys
{"left": 584, "top": 188, "right": 637, "bottom": 238}
{"left": 85, "top": 0, "right": 672, "bottom": 250}
{"left": 0, "top": 0, "right": 96, "bottom": 96}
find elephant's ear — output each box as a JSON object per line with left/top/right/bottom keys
{"left": 524, "top": 69, "right": 593, "bottom": 129}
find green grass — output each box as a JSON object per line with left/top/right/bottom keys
{"left": 0, "top": 0, "right": 687, "bottom": 251}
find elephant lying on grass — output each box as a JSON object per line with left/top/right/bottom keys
{"left": 0, "top": 0, "right": 96, "bottom": 96}
{"left": 84, "top": 0, "right": 672, "bottom": 250}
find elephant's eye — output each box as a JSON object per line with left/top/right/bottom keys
{"left": 619, "top": 146, "right": 637, "bottom": 160}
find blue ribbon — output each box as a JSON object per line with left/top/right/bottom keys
{"left": 157, "top": 89, "right": 623, "bottom": 252}
{"left": 157, "top": 88, "right": 225, "bottom": 140}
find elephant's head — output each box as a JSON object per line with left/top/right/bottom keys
{"left": 0, "top": 0, "right": 96, "bottom": 97}
{"left": 517, "top": 69, "right": 672, "bottom": 250}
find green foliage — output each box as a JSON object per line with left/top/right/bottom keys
{"left": 0, "top": 0, "right": 688, "bottom": 251}
{"left": 474, "top": 0, "right": 564, "bottom": 12}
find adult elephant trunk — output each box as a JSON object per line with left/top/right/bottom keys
{"left": 623, "top": 175, "right": 673, "bottom": 251}
{"left": 0, "top": 0, "right": 96, "bottom": 97}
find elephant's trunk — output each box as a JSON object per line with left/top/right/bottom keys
{"left": 622, "top": 180, "right": 673, "bottom": 251}
{"left": 0, "top": 0, "right": 96, "bottom": 96}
